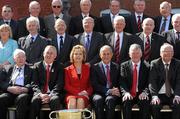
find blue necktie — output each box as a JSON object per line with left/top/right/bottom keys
{"left": 85, "top": 34, "right": 90, "bottom": 52}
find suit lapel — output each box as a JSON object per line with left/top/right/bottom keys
{"left": 98, "top": 62, "right": 107, "bottom": 83}
{"left": 120, "top": 32, "right": 128, "bottom": 57}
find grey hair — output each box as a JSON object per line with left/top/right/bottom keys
{"left": 160, "top": 43, "right": 174, "bottom": 52}
{"left": 129, "top": 44, "right": 142, "bottom": 54}
{"left": 100, "top": 45, "right": 113, "bottom": 54}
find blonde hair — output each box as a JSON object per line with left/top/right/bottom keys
{"left": 70, "top": 45, "right": 86, "bottom": 63}
{"left": 0, "top": 24, "right": 12, "bottom": 38}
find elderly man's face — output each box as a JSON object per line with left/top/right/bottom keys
{"left": 172, "top": 16, "right": 180, "bottom": 32}
{"left": 142, "top": 19, "right": 155, "bottom": 35}
{"left": 113, "top": 19, "right": 125, "bottom": 33}
{"left": 14, "top": 53, "right": 26, "bottom": 67}
{"left": 55, "top": 21, "right": 66, "bottom": 35}
{"left": 26, "top": 21, "right": 39, "bottom": 34}
{"left": 109, "top": 0, "right": 120, "bottom": 15}
{"left": 80, "top": 0, "right": 91, "bottom": 14}
{"left": 129, "top": 48, "right": 142, "bottom": 63}
{"left": 160, "top": 46, "right": 174, "bottom": 63}
{"left": 159, "top": 2, "right": 171, "bottom": 17}
{"left": 83, "top": 18, "right": 94, "bottom": 33}
{"left": 52, "top": 0, "right": 62, "bottom": 15}
{"left": 2, "top": 7, "right": 13, "bottom": 20}
{"left": 43, "top": 47, "right": 57, "bottom": 64}
{"left": 100, "top": 48, "right": 113, "bottom": 64}
{"left": 29, "top": 3, "right": 41, "bottom": 17}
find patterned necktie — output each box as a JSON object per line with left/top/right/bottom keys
{"left": 165, "top": 64, "right": 171, "bottom": 97}
{"left": 144, "top": 35, "right": 151, "bottom": 61}
{"left": 115, "top": 34, "right": 120, "bottom": 63}
{"left": 160, "top": 17, "right": 167, "bottom": 34}
{"left": 131, "top": 64, "right": 138, "bottom": 97}
{"left": 137, "top": 16, "right": 141, "bottom": 32}
{"left": 85, "top": 34, "right": 90, "bottom": 52}
{"left": 12, "top": 68, "right": 22, "bottom": 85}
{"left": 59, "top": 36, "right": 64, "bottom": 53}
{"left": 106, "top": 65, "right": 111, "bottom": 88}
{"left": 44, "top": 65, "right": 50, "bottom": 93}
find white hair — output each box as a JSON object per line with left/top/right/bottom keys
{"left": 172, "top": 14, "right": 180, "bottom": 23}
{"left": 129, "top": 44, "right": 142, "bottom": 54}
{"left": 13, "top": 49, "right": 26, "bottom": 58}
{"left": 26, "top": 16, "right": 40, "bottom": 29}
{"left": 160, "top": 43, "right": 174, "bottom": 52}
{"left": 113, "top": 16, "right": 125, "bottom": 24}
{"left": 29, "top": 1, "right": 40, "bottom": 10}
{"left": 80, "top": 0, "right": 92, "bottom": 6}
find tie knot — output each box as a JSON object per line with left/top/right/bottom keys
{"left": 134, "top": 64, "right": 137, "bottom": 68}
{"left": 165, "top": 64, "right": 169, "bottom": 67}
{"left": 46, "top": 65, "right": 50, "bottom": 70}
{"left": 177, "top": 32, "right": 180, "bottom": 35}
{"left": 60, "top": 36, "right": 63, "bottom": 39}
{"left": 106, "top": 65, "right": 109, "bottom": 69}
{"left": 163, "top": 17, "right": 167, "bottom": 21}
{"left": 86, "top": 34, "right": 89, "bottom": 38}
{"left": 55, "top": 16, "right": 59, "bottom": 19}
{"left": 138, "top": 16, "right": 141, "bottom": 19}
{"left": 146, "top": 35, "right": 150, "bottom": 41}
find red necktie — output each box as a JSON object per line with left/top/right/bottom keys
{"left": 137, "top": 16, "right": 141, "bottom": 32}
{"left": 130, "top": 64, "right": 138, "bottom": 97}
{"left": 115, "top": 34, "right": 120, "bottom": 63}
{"left": 144, "top": 35, "right": 151, "bottom": 61}
{"left": 44, "top": 65, "right": 50, "bottom": 93}
{"left": 106, "top": 65, "right": 111, "bottom": 88}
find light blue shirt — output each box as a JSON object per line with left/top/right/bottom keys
{"left": 0, "top": 39, "right": 18, "bottom": 64}
{"left": 159, "top": 15, "right": 171, "bottom": 33}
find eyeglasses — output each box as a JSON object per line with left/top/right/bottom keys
{"left": 52, "top": 6, "right": 61, "bottom": 8}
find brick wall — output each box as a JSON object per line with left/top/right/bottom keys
{"left": 0, "top": 0, "right": 180, "bottom": 20}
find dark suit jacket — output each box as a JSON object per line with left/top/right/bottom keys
{"left": 17, "top": 16, "right": 47, "bottom": 38}
{"left": 120, "top": 60, "right": 150, "bottom": 95}
{"left": 18, "top": 34, "right": 48, "bottom": 64}
{"left": 0, "top": 19, "right": 18, "bottom": 40}
{"left": 105, "top": 32, "right": 143, "bottom": 64}
{"left": 137, "top": 32, "right": 166, "bottom": 62}
{"left": 44, "top": 13, "right": 71, "bottom": 39}
{"left": 0, "top": 64, "right": 33, "bottom": 94}
{"left": 162, "top": 30, "right": 180, "bottom": 60}
{"left": 90, "top": 62, "right": 120, "bottom": 96}
{"left": 51, "top": 34, "right": 78, "bottom": 66}
{"left": 149, "top": 58, "right": 180, "bottom": 96}
{"left": 75, "top": 32, "right": 106, "bottom": 65}
{"left": 68, "top": 14, "right": 101, "bottom": 35}
{"left": 32, "top": 61, "right": 64, "bottom": 97}
{"left": 154, "top": 14, "right": 173, "bottom": 33}
{"left": 100, "top": 13, "right": 129, "bottom": 34}
{"left": 126, "top": 13, "right": 149, "bottom": 34}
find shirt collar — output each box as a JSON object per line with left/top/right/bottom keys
{"left": 82, "top": 13, "right": 89, "bottom": 18}
{"left": 28, "top": 34, "right": 38, "bottom": 41}
{"left": 44, "top": 62, "right": 53, "bottom": 68}
{"left": 135, "top": 12, "right": 143, "bottom": 18}
{"left": 131, "top": 60, "right": 141, "bottom": 66}
{"left": 85, "top": 32, "right": 92, "bottom": 38}
{"left": 54, "top": 13, "right": 63, "bottom": 19}
{"left": 57, "top": 33, "right": 65, "bottom": 39}
{"left": 15, "top": 65, "right": 25, "bottom": 70}
{"left": 102, "top": 61, "right": 111, "bottom": 68}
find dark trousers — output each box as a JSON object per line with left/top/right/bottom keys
{"left": 0, "top": 93, "right": 31, "bottom": 119}
{"left": 151, "top": 94, "right": 180, "bottom": 119}
{"left": 122, "top": 94, "right": 150, "bottom": 119}
{"left": 92, "top": 94, "right": 120, "bottom": 119}
{"left": 29, "top": 95, "right": 62, "bottom": 119}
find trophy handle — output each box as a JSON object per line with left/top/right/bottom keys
{"left": 82, "top": 109, "right": 92, "bottom": 119}
{"left": 49, "top": 110, "right": 59, "bottom": 119}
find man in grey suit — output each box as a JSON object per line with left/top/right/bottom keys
{"left": 75, "top": 16, "right": 106, "bottom": 66}
{"left": 162, "top": 14, "right": 180, "bottom": 60}
{"left": 105, "top": 16, "right": 142, "bottom": 64}
{"left": 44, "top": 0, "right": 71, "bottom": 39}
{"left": 149, "top": 43, "right": 180, "bottom": 119}
{"left": 18, "top": 16, "right": 48, "bottom": 65}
